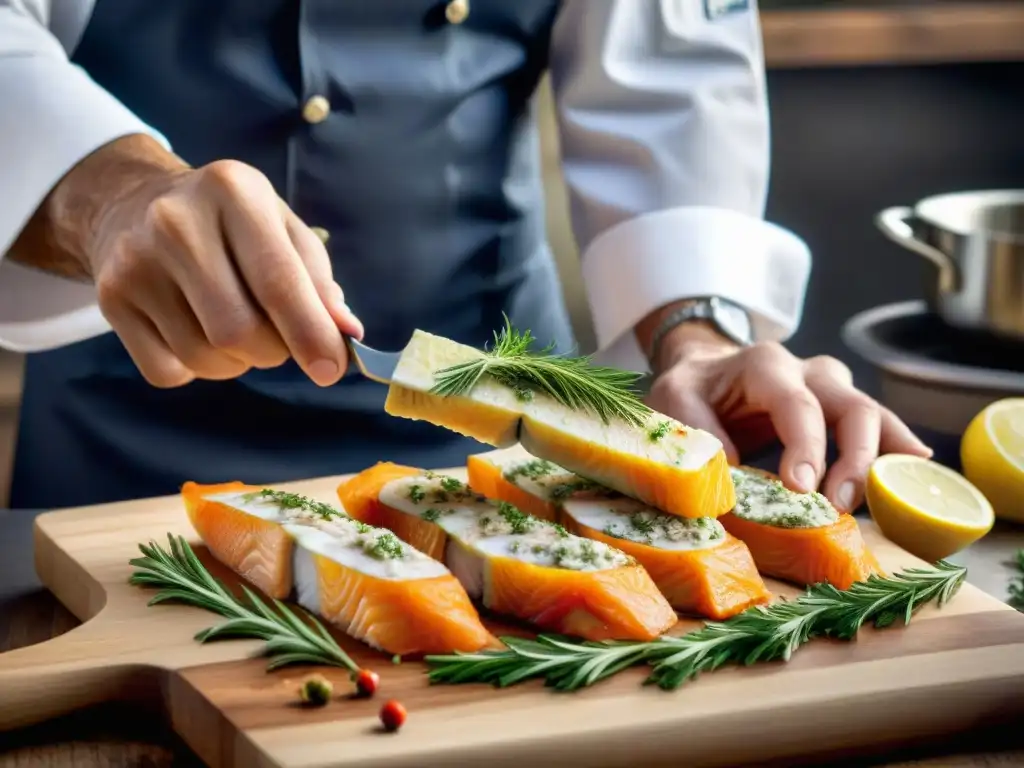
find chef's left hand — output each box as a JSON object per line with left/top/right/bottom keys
{"left": 645, "top": 324, "right": 932, "bottom": 512}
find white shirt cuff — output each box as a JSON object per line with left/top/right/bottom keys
{"left": 0, "top": 262, "right": 110, "bottom": 353}
{"left": 0, "top": 54, "right": 169, "bottom": 352}
{"left": 584, "top": 206, "right": 812, "bottom": 373}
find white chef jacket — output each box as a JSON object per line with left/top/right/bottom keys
{"left": 0, "top": 0, "right": 811, "bottom": 373}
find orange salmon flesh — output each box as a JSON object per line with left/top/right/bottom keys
{"left": 182, "top": 480, "right": 498, "bottom": 657}
{"left": 338, "top": 462, "right": 679, "bottom": 641}
{"left": 467, "top": 453, "right": 772, "bottom": 620}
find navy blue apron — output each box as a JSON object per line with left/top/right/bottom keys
{"left": 10, "top": 0, "right": 573, "bottom": 508}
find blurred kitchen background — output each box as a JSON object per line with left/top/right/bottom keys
{"left": 3, "top": 0, "right": 1024, "bottom": 504}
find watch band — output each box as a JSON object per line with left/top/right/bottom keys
{"left": 646, "top": 297, "right": 752, "bottom": 369}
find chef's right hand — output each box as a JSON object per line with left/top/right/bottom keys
{"left": 78, "top": 135, "right": 364, "bottom": 388}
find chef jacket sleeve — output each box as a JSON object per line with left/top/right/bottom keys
{"left": 0, "top": 0, "right": 169, "bottom": 352}
{"left": 549, "top": 0, "right": 811, "bottom": 372}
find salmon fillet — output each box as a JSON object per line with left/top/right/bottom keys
{"left": 718, "top": 468, "right": 884, "bottom": 590}
{"left": 182, "top": 481, "right": 498, "bottom": 656}
{"left": 338, "top": 463, "right": 679, "bottom": 641}
{"left": 468, "top": 450, "right": 771, "bottom": 620}
{"left": 383, "top": 329, "right": 735, "bottom": 519}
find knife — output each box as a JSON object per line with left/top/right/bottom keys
{"left": 344, "top": 337, "right": 399, "bottom": 385}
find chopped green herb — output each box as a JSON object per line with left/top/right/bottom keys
{"left": 549, "top": 479, "right": 600, "bottom": 501}
{"left": 421, "top": 508, "right": 442, "bottom": 523}
{"left": 730, "top": 468, "right": 839, "bottom": 529}
{"left": 579, "top": 540, "right": 598, "bottom": 565}
{"left": 440, "top": 477, "right": 464, "bottom": 493}
{"left": 242, "top": 489, "right": 340, "bottom": 520}
{"left": 496, "top": 501, "right": 535, "bottom": 535}
{"left": 504, "top": 459, "right": 559, "bottom": 483}
{"left": 628, "top": 513, "right": 657, "bottom": 536}
{"left": 408, "top": 485, "right": 426, "bottom": 504}
{"left": 648, "top": 420, "right": 672, "bottom": 442}
{"left": 367, "top": 532, "right": 405, "bottom": 560}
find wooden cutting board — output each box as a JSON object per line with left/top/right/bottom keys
{"left": 1, "top": 456, "right": 1023, "bottom": 768}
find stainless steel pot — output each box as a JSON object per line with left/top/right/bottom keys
{"left": 875, "top": 190, "right": 1024, "bottom": 341}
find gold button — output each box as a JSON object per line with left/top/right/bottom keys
{"left": 302, "top": 95, "right": 330, "bottom": 125}
{"left": 310, "top": 226, "right": 330, "bottom": 245}
{"left": 445, "top": 0, "right": 469, "bottom": 24}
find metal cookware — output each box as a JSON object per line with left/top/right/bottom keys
{"left": 875, "top": 190, "right": 1024, "bottom": 342}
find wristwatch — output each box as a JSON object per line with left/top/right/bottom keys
{"left": 646, "top": 297, "right": 754, "bottom": 367}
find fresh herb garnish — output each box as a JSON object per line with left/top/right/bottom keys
{"left": 1010, "top": 549, "right": 1024, "bottom": 612}
{"left": 628, "top": 512, "right": 657, "bottom": 537}
{"left": 440, "top": 477, "right": 464, "bottom": 493}
{"left": 648, "top": 421, "right": 672, "bottom": 442}
{"left": 430, "top": 315, "right": 651, "bottom": 426}
{"left": 421, "top": 508, "right": 442, "bottom": 522}
{"left": 496, "top": 501, "right": 534, "bottom": 535}
{"left": 548, "top": 478, "right": 601, "bottom": 501}
{"left": 504, "top": 459, "right": 558, "bottom": 483}
{"left": 129, "top": 534, "right": 359, "bottom": 672}
{"left": 242, "top": 489, "right": 340, "bottom": 520}
{"left": 425, "top": 561, "right": 967, "bottom": 691}
{"left": 367, "top": 532, "right": 405, "bottom": 560}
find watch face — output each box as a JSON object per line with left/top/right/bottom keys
{"left": 713, "top": 300, "right": 752, "bottom": 345}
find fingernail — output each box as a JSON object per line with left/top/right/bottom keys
{"left": 308, "top": 358, "right": 340, "bottom": 386}
{"left": 793, "top": 462, "right": 817, "bottom": 493}
{"left": 836, "top": 481, "right": 857, "bottom": 511}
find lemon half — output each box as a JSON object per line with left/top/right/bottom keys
{"left": 865, "top": 454, "right": 995, "bottom": 562}
{"left": 961, "top": 397, "right": 1024, "bottom": 524}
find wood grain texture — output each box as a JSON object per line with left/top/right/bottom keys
{"left": 1, "top": 455, "right": 1023, "bottom": 768}
{"left": 762, "top": 4, "right": 1024, "bottom": 68}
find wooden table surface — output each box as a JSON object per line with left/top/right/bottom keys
{"left": 2, "top": 505, "right": 1022, "bottom": 768}
{"left": 761, "top": 1, "right": 1024, "bottom": 68}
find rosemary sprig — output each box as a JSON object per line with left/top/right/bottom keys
{"left": 431, "top": 315, "right": 652, "bottom": 427}
{"left": 129, "top": 534, "right": 359, "bottom": 673}
{"left": 1009, "top": 549, "right": 1024, "bottom": 612}
{"left": 426, "top": 560, "right": 967, "bottom": 692}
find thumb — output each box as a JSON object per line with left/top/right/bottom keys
{"left": 648, "top": 382, "right": 739, "bottom": 465}
{"left": 285, "top": 214, "right": 365, "bottom": 340}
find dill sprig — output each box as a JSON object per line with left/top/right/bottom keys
{"left": 431, "top": 316, "right": 652, "bottom": 427}
{"left": 425, "top": 560, "right": 967, "bottom": 692}
{"left": 129, "top": 534, "right": 359, "bottom": 673}
{"left": 1010, "top": 549, "right": 1024, "bottom": 612}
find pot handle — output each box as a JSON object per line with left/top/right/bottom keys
{"left": 875, "top": 206, "right": 959, "bottom": 291}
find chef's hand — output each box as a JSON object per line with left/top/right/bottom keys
{"left": 25, "top": 134, "right": 364, "bottom": 388}
{"left": 644, "top": 321, "right": 932, "bottom": 512}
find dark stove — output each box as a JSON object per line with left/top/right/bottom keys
{"left": 843, "top": 300, "right": 1024, "bottom": 466}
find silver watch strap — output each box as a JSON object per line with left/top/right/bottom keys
{"left": 647, "top": 302, "right": 706, "bottom": 366}
{"left": 646, "top": 297, "right": 750, "bottom": 368}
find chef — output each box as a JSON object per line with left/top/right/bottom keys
{"left": 0, "top": 0, "right": 930, "bottom": 510}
